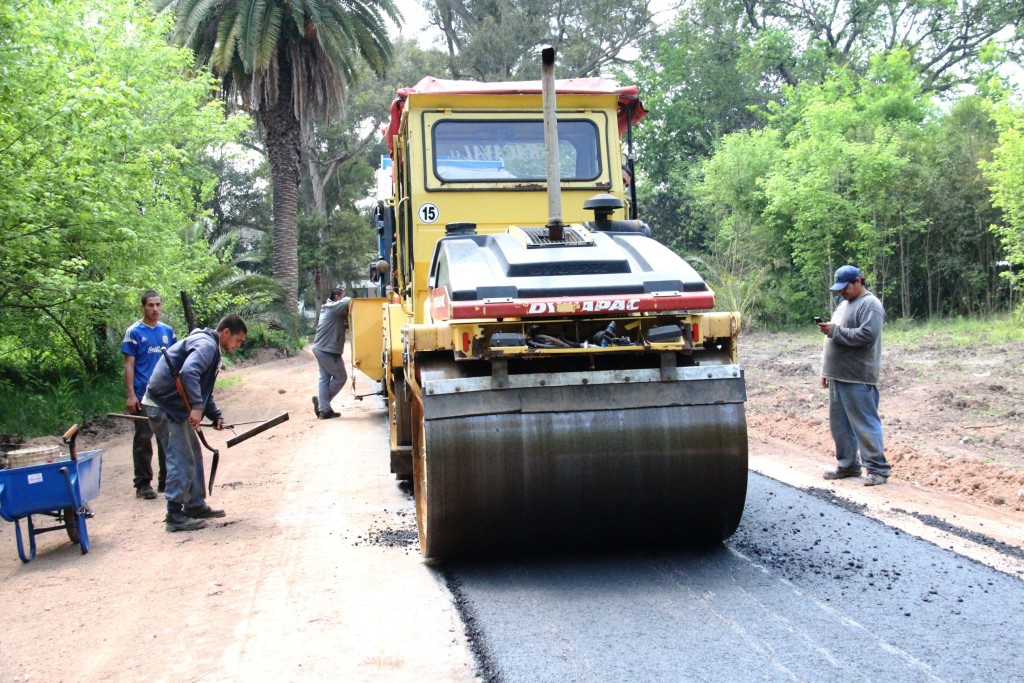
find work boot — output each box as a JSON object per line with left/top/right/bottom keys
{"left": 863, "top": 473, "right": 888, "bottom": 486}
{"left": 136, "top": 485, "right": 157, "bottom": 500}
{"left": 165, "top": 512, "right": 207, "bottom": 532}
{"left": 312, "top": 395, "right": 320, "bottom": 417}
{"left": 183, "top": 504, "right": 226, "bottom": 519}
{"left": 319, "top": 409, "right": 340, "bottom": 419}
{"left": 823, "top": 466, "right": 861, "bottom": 480}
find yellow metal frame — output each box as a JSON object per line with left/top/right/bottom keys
{"left": 349, "top": 298, "right": 387, "bottom": 381}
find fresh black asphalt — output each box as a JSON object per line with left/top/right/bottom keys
{"left": 445, "top": 472, "right": 1024, "bottom": 682}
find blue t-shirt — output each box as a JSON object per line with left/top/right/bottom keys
{"left": 121, "top": 320, "right": 177, "bottom": 401}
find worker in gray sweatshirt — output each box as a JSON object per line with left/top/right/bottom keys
{"left": 312, "top": 287, "right": 351, "bottom": 420}
{"left": 817, "top": 265, "right": 891, "bottom": 486}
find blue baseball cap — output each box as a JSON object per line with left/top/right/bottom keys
{"left": 829, "top": 265, "right": 862, "bottom": 291}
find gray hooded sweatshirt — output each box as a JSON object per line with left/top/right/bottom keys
{"left": 821, "top": 291, "right": 884, "bottom": 385}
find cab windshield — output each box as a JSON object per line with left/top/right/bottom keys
{"left": 432, "top": 119, "right": 601, "bottom": 182}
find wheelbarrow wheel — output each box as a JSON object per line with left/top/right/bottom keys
{"left": 63, "top": 507, "right": 80, "bottom": 544}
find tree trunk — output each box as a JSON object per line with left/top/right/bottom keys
{"left": 302, "top": 127, "right": 328, "bottom": 308}
{"left": 260, "top": 68, "right": 301, "bottom": 313}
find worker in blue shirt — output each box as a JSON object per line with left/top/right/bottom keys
{"left": 121, "top": 290, "right": 176, "bottom": 499}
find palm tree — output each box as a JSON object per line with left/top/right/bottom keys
{"left": 155, "top": 0, "right": 399, "bottom": 311}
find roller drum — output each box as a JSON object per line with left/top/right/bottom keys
{"left": 412, "top": 369, "right": 748, "bottom": 558}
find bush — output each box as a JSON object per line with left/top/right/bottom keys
{"left": 0, "top": 371, "right": 125, "bottom": 439}
{"left": 233, "top": 322, "right": 303, "bottom": 361}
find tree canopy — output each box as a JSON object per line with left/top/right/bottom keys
{"left": 696, "top": 52, "right": 1019, "bottom": 324}
{"left": 155, "top": 0, "right": 400, "bottom": 312}
{"left": 0, "top": 0, "right": 244, "bottom": 375}
{"left": 424, "top": 0, "right": 656, "bottom": 79}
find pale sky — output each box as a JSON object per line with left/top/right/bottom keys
{"left": 387, "top": 0, "right": 437, "bottom": 44}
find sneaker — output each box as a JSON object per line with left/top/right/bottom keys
{"left": 319, "top": 409, "right": 340, "bottom": 419}
{"left": 864, "top": 473, "right": 888, "bottom": 486}
{"left": 312, "top": 395, "right": 320, "bottom": 417}
{"left": 183, "top": 504, "right": 226, "bottom": 519}
{"left": 823, "top": 466, "right": 861, "bottom": 481}
{"left": 136, "top": 486, "right": 157, "bottom": 500}
{"left": 165, "top": 513, "right": 207, "bottom": 532}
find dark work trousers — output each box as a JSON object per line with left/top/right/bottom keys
{"left": 132, "top": 406, "right": 167, "bottom": 491}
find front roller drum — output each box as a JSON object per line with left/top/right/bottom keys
{"left": 412, "top": 401, "right": 747, "bottom": 558}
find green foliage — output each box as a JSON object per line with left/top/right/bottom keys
{"left": 297, "top": 38, "right": 448, "bottom": 308}
{"left": 298, "top": 210, "right": 377, "bottom": 308}
{"left": 690, "top": 128, "right": 785, "bottom": 325}
{"left": 722, "top": 0, "right": 1024, "bottom": 92}
{"left": 156, "top": 0, "right": 400, "bottom": 311}
{"left": 624, "top": 0, "right": 1023, "bottom": 328}
{"left": 204, "top": 135, "right": 273, "bottom": 257}
{"left": 884, "top": 313, "right": 1024, "bottom": 346}
{"left": 620, "top": 1, "right": 776, "bottom": 266}
{"left": 914, "top": 96, "right": 1004, "bottom": 318}
{"left": 216, "top": 375, "right": 244, "bottom": 390}
{"left": 174, "top": 221, "right": 301, "bottom": 339}
{"left": 0, "top": 0, "right": 245, "bottom": 376}
{"left": 698, "top": 50, "right": 1017, "bottom": 325}
{"left": 0, "top": 368, "right": 125, "bottom": 438}
{"left": 626, "top": 1, "right": 773, "bottom": 171}
{"left": 983, "top": 97, "right": 1024, "bottom": 317}
{"left": 236, "top": 322, "right": 303, "bottom": 357}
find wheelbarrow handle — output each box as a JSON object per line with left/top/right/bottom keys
{"left": 62, "top": 424, "right": 79, "bottom": 461}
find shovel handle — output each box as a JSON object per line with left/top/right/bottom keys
{"left": 226, "top": 412, "right": 289, "bottom": 448}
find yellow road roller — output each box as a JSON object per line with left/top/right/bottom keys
{"left": 350, "top": 50, "right": 747, "bottom": 558}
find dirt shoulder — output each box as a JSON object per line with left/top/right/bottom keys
{"left": 742, "top": 328, "right": 1024, "bottom": 577}
{"left": 743, "top": 328, "right": 1024, "bottom": 504}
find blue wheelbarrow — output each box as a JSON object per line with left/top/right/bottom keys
{"left": 0, "top": 425, "right": 102, "bottom": 562}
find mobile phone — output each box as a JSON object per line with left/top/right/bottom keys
{"left": 813, "top": 316, "right": 823, "bottom": 324}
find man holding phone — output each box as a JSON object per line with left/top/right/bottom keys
{"left": 816, "top": 265, "right": 891, "bottom": 486}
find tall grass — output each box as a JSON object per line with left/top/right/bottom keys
{"left": 0, "top": 372, "right": 125, "bottom": 439}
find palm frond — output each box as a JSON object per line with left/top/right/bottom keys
{"left": 211, "top": 5, "right": 241, "bottom": 75}
{"left": 181, "top": 0, "right": 224, "bottom": 46}
{"left": 238, "top": 0, "right": 268, "bottom": 72}
{"left": 253, "top": 2, "right": 284, "bottom": 71}
{"left": 300, "top": 0, "right": 327, "bottom": 36}
{"left": 282, "top": 0, "right": 308, "bottom": 38}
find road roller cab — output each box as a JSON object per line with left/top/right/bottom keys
{"left": 350, "top": 63, "right": 748, "bottom": 558}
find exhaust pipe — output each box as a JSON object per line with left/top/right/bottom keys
{"left": 540, "top": 46, "right": 564, "bottom": 242}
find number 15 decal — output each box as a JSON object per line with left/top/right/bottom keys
{"left": 418, "top": 203, "right": 439, "bottom": 224}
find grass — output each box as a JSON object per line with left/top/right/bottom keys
{"left": 216, "top": 375, "right": 244, "bottom": 390}
{"left": 885, "top": 313, "right": 1024, "bottom": 347}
